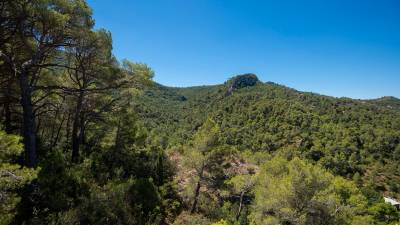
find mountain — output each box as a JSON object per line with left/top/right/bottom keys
{"left": 3, "top": 0, "right": 399, "bottom": 223}
{"left": 367, "top": 96, "right": 400, "bottom": 111}
{"left": 134, "top": 74, "right": 400, "bottom": 196}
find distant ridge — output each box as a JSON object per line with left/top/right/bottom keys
{"left": 367, "top": 96, "right": 400, "bottom": 111}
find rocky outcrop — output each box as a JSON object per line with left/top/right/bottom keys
{"left": 225, "top": 73, "right": 259, "bottom": 96}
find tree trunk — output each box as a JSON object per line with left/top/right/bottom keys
{"left": 71, "top": 91, "right": 83, "bottom": 162}
{"left": 190, "top": 165, "right": 204, "bottom": 213}
{"left": 3, "top": 99, "right": 12, "bottom": 133}
{"left": 114, "top": 118, "right": 122, "bottom": 149}
{"left": 19, "top": 71, "right": 37, "bottom": 168}
{"left": 65, "top": 112, "right": 71, "bottom": 147}
{"left": 52, "top": 112, "right": 65, "bottom": 147}
{"left": 49, "top": 109, "right": 60, "bottom": 145}
{"left": 236, "top": 191, "right": 245, "bottom": 221}
{"left": 3, "top": 78, "right": 13, "bottom": 133}
{"left": 157, "top": 151, "right": 164, "bottom": 185}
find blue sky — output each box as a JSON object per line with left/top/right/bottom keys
{"left": 87, "top": 0, "right": 400, "bottom": 99}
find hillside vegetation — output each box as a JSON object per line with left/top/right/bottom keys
{"left": 130, "top": 74, "right": 400, "bottom": 224}
{"left": 1, "top": 1, "right": 400, "bottom": 225}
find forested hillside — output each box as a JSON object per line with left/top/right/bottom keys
{"left": 133, "top": 74, "right": 400, "bottom": 224}
{"left": 1, "top": 1, "right": 400, "bottom": 225}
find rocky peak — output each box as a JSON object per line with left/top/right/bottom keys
{"left": 225, "top": 73, "right": 259, "bottom": 96}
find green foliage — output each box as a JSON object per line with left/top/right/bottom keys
{"left": 173, "top": 212, "right": 211, "bottom": 225}
{"left": 181, "top": 119, "right": 227, "bottom": 214}
{"left": 226, "top": 174, "right": 257, "bottom": 195}
{"left": 368, "top": 202, "right": 400, "bottom": 225}
{"left": 19, "top": 114, "right": 180, "bottom": 224}
{"left": 134, "top": 77, "right": 400, "bottom": 199}
{"left": 1, "top": 0, "right": 400, "bottom": 224}
{"left": 0, "top": 130, "right": 38, "bottom": 225}
{"left": 74, "top": 178, "right": 161, "bottom": 225}
{"left": 122, "top": 60, "right": 155, "bottom": 84}
{"left": 249, "top": 157, "right": 370, "bottom": 225}
{"left": 0, "top": 130, "right": 23, "bottom": 161}
{"left": 212, "top": 219, "right": 229, "bottom": 225}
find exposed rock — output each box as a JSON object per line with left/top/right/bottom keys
{"left": 179, "top": 95, "right": 187, "bottom": 101}
{"left": 225, "top": 73, "right": 259, "bottom": 96}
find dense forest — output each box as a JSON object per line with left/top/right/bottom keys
{"left": 1, "top": 1, "right": 400, "bottom": 225}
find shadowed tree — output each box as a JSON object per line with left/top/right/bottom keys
{"left": 182, "top": 118, "right": 221, "bottom": 213}
{"left": 0, "top": 0, "right": 93, "bottom": 167}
